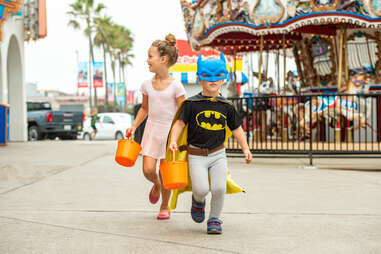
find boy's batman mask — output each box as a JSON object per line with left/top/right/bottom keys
{"left": 196, "top": 53, "right": 228, "bottom": 82}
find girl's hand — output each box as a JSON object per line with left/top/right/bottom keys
{"left": 243, "top": 149, "right": 252, "bottom": 163}
{"left": 169, "top": 141, "right": 178, "bottom": 152}
{"left": 126, "top": 126, "right": 136, "bottom": 138}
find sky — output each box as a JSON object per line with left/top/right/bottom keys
{"left": 24, "top": 0, "right": 187, "bottom": 94}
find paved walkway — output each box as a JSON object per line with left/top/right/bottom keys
{"left": 0, "top": 141, "right": 380, "bottom": 254}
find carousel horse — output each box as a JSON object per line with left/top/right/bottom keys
{"left": 294, "top": 72, "right": 372, "bottom": 137}
{"left": 226, "top": 72, "right": 240, "bottom": 98}
{"left": 262, "top": 72, "right": 302, "bottom": 140}
{"left": 238, "top": 75, "right": 275, "bottom": 135}
{"left": 286, "top": 71, "right": 301, "bottom": 95}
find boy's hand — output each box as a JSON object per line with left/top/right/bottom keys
{"left": 243, "top": 149, "right": 252, "bottom": 163}
{"left": 125, "top": 126, "right": 136, "bottom": 138}
{"left": 169, "top": 141, "right": 178, "bottom": 152}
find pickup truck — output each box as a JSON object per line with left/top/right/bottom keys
{"left": 27, "top": 102, "right": 84, "bottom": 141}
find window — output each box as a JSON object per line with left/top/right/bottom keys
{"left": 102, "top": 116, "right": 114, "bottom": 124}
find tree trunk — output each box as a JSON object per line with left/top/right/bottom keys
{"left": 118, "top": 61, "right": 125, "bottom": 112}
{"left": 88, "top": 43, "right": 93, "bottom": 111}
{"left": 110, "top": 54, "right": 117, "bottom": 112}
{"left": 122, "top": 64, "right": 127, "bottom": 113}
{"left": 88, "top": 19, "right": 97, "bottom": 109}
{"left": 102, "top": 43, "right": 109, "bottom": 111}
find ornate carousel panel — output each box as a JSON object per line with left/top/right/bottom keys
{"left": 310, "top": 0, "right": 339, "bottom": 11}
{"left": 216, "top": 0, "right": 232, "bottom": 22}
{"left": 369, "top": 0, "right": 381, "bottom": 16}
{"left": 181, "top": 0, "right": 381, "bottom": 53}
{"left": 191, "top": 8, "right": 206, "bottom": 37}
{"left": 252, "top": 0, "right": 285, "bottom": 26}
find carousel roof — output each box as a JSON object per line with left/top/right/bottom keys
{"left": 181, "top": 0, "right": 381, "bottom": 54}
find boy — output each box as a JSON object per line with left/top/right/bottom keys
{"left": 168, "top": 53, "right": 252, "bottom": 234}
{"left": 90, "top": 108, "right": 100, "bottom": 140}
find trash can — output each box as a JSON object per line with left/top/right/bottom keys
{"left": 0, "top": 104, "right": 10, "bottom": 145}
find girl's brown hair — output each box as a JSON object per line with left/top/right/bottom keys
{"left": 151, "top": 34, "right": 178, "bottom": 67}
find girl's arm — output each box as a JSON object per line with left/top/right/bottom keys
{"left": 126, "top": 94, "right": 148, "bottom": 136}
{"left": 169, "top": 119, "right": 186, "bottom": 152}
{"left": 176, "top": 95, "right": 185, "bottom": 107}
{"left": 232, "top": 126, "right": 252, "bottom": 163}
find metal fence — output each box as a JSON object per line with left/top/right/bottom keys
{"left": 227, "top": 93, "right": 381, "bottom": 164}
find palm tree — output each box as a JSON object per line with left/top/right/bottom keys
{"left": 67, "top": 0, "right": 105, "bottom": 110}
{"left": 108, "top": 26, "right": 119, "bottom": 112}
{"left": 94, "top": 15, "right": 113, "bottom": 111}
{"left": 114, "top": 25, "right": 134, "bottom": 112}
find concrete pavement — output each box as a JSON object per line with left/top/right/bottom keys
{"left": 0, "top": 140, "right": 381, "bottom": 254}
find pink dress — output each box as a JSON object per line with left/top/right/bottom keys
{"left": 140, "top": 78, "right": 186, "bottom": 159}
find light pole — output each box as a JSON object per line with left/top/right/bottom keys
{"left": 75, "top": 50, "right": 79, "bottom": 96}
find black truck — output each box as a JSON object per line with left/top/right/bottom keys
{"left": 27, "top": 102, "right": 84, "bottom": 141}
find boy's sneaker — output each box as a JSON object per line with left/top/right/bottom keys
{"left": 191, "top": 196, "right": 205, "bottom": 223}
{"left": 207, "top": 217, "right": 222, "bottom": 234}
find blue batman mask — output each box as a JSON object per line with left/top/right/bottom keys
{"left": 197, "top": 53, "right": 228, "bottom": 82}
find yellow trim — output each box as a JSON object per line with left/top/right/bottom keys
{"left": 169, "top": 61, "right": 243, "bottom": 73}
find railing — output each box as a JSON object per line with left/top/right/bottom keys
{"left": 227, "top": 94, "right": 381, "bottom": 164}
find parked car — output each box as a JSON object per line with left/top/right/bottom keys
{"left": 80, "top": 112, "right": 133, "bottom": 140}
{"left": 27, "top": 101, "right": 84, "bottom": 141}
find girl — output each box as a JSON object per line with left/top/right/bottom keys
{"left": 126, "top": 34, "right": 185, "bottom": 220}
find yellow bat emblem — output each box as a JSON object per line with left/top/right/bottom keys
{"left": 196, "top": 110, "right": 227, "bottom": 131}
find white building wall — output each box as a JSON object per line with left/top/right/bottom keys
{"left": 0, "top": 14, "right": 27, "bottom": 141}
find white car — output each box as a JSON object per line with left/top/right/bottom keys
{"left": 80, "top": 113, "right": 133, "bottom": 140}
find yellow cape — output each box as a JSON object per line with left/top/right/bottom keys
{"left": 165, "top": 96, "right": 245, "bottom": 210}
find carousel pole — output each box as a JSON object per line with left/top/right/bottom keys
{"left": 292, "top": 43, "right": 303, "bottom": 95}
{"left": 283, "top": 34, "right": 287, "bottom": 94}
{"left": 366, "top": 37, "right": 374, "bottom": 71}
{"left": 276, "top": 51, "right": 280, "bottom": 94}
{"left": 336, "top": 28, "right": 344, "bottom": 143}
{"left": 264, "top": 49, "right": 269, "bottom": 79}
{"left": 258, "top": 36, "right": 264, "bottom": 87}
{"left": 375, "top": 32, "right": 381, "bottom": 83}
{"left": 338, "top": 29, "right": 344, "bottom": 90}
{"left": 258, "top": 35, "right": 265, "bottom": 142}
{"left": 250, "top": 52, "right": 255, "bottom": 93}
{"left": 282, "top": 34, "right": 288, "bottom": 142}
{"left": 343, "top": 28, "right": 353, "bottom": 143}
{"left": 344, "top": 28, "right": 349, "bottom": 82}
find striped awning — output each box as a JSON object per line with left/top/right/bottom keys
{"left": 171, "top": 71, "right": 248, "bottom": 85}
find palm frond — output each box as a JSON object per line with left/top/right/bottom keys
{"left": 68, "top": 20, "right": 81, "bottom": 29}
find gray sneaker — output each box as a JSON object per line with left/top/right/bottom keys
{"left": 207, "top": 217, "right": 222, "bottom": 234}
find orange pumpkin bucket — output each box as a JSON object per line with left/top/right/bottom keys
{"left": 160, "top": 151, "right": 188, "bottom": 190}
{"left": 115, "top": 134, "right": 142, "bottom": 167}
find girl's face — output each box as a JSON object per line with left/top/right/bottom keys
{"left": 147, "top": 46, "right": 167, "bottom": 73}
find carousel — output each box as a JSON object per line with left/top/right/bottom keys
{"left": 179, "top": 0, "right": 381, "bottom": 158}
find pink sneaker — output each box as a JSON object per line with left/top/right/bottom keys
{"left": 149, "top": 186, "right": 160, "bottom": 204}
{"left": 157, "top": 211, "right": 170, "bottom": 220}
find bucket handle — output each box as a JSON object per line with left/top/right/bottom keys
{"left": 171, "top": 150, "right": 176, "bottom": 162}
{"left": 126, "top": 133, "right": 134, "bottom": 140}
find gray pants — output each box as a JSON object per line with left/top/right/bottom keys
{"left": 188, "top": 148, "right": 228, "bottom": 219}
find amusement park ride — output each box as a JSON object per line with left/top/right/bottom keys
{"left": 179, "top": 0, "right": 381, "bottom": 158}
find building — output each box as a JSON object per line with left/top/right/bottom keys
{"left": 0, "top": 0, "right": 46, "bottom": 141}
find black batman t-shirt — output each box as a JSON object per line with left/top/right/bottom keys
{"left": 178, "top": 94, "right": 242, "bottom": 150}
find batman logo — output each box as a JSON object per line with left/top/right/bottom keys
{"left": 196, "top": 110, "right": 226, "bottom": 131}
